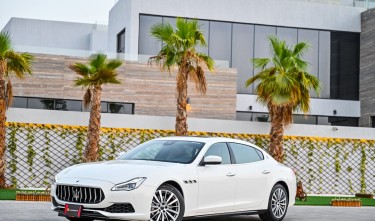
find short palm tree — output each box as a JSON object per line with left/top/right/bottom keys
{"left": 0, "top": 32, "right": 33, "bottom": 188}
{"left": 70, "top": 54, "right": 122, "bottom": 162}
{"left": 149, "top": 18, "right": 214, "bottom": 136}
{"left": 246, "top": 36, "right": 320, "bottom": 162}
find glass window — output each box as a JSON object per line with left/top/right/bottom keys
{"left": 196, "top": 20, "right": 209, "bottom": 55}
{"left": 12, "top": 97, "right": 27, "bottom": 108}
{"left": 100, "top": 102, "right": 108, "bottom": 113}
{"left": 139, "top": 15, "right": 162, "bottom": 56}
{"left": 232, "top": 23, "right": 254, "bottom": 94}
{"left": 319, "top": 31, "right": 331, "bottom": 99}
{"left": 229, "top": 143, "right": 262, "bottom": 164}
{"left": 108, "top": 103, "right": 133, "bottom": 114}
{"left": 121, "top": 140, "right": 205, "bottom": 164}
{"left": 209, "top": 21, "right": 232, "bottom": 64}
{"left": 276, "top": 27, "right": 297, "bottom": 47}
{"left": 28, "top": 98, "right": 54, "bottom": 110}
{"left": 117, "top": 28, "right": 126, "bottom": 53}
{"left": 63, "top": 100, "right": 82, "bottom": 112}
{"left": 255, "top": 149, "right": 264, "bottom": 160}
{"left": 204, "top": 142, "right": 231, "bottom": 164}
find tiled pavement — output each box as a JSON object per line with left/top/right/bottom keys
{"left": 0, "top": 201, "right": 374, "bottom": 221}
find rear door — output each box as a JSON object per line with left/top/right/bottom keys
{"left": 228, "top": 143, "right": 270, "bottom": 210}
{"left": 196, "top": 142, "right": 237, "bottom": 214}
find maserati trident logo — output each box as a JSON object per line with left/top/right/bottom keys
{"left": 72, "top": 188, "right": 80, "bottom": 202}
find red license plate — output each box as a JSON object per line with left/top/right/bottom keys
{"left": 64, "top": 204, "right": 82, "bottom": 218}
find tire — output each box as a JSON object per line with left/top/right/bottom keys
{"left": 150, "top": 184, "right": 185, "bottom": 221}
{"left": 259, "top": 184, "right": 289, "bottom": 221}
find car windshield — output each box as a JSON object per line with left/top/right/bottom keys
{"left": 119, "top": 140, "right": 205, "bottom": 164}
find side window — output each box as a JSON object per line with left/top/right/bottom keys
{"left": 229, "top": 143, "right": 262, "bottom": 164}
{"left": 255, "top": 149, "right": 264, "bottom": 160}
{"left": 204, "top": 143, "right": 231, "bottom": 164}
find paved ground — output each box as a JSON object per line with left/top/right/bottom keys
{"left": 0, "top": 201, "right": 374, "bottom": 221}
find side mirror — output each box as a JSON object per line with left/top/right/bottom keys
{"left": 116, "top": 151, "right": 126, "bottom": 159}
{"left": 203, "top": 155, "right": 222, "bottom": 165}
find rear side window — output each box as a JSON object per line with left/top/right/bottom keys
{"left": 204, "top": 142, "right": 231, "bottom": 164}
{"left": 229, "top": 143, "right": 262, "bottom": 164}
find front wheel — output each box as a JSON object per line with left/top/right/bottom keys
{"left": 259, "top": 184, "right": 289, "bottom": 221}
{"left": 150, "top": 184, "right": 185, "bottom": 221}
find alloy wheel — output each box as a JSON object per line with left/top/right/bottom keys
{"left": 271, "top": 188, "right": 287, "bottom": 218}
{"left": 150, "top": 189, "right": 180, "bottom": 221}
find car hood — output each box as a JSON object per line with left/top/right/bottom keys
{"left": 57, "top": 160, "right": 182, "bottom": 184}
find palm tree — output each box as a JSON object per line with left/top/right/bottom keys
{"left": 246, "top": 36, "right": 320, "bottom": 163}
{"left": 149, "top": 18, "right": 214, "bottom": 136}
{"left": 70, "top": 54, "right": 122, "bottom": 162}
{"left": 0, "top": 32, "right": 33, "bottom": 188}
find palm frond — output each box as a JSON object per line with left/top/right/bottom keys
{"left": 6, "top": 51, "right": 33, "bottom": 78}
{"left": 0, "top": 32, "right": 12, "bottom": 57}
{"left": 252, "top": 58, "right": 271, "bottom": 69}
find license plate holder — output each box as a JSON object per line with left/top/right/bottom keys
{"left": 64, "top": 204, "right": 82, "bottom": 218}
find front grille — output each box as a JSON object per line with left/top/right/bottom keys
{"left": 56, "top": 185, "right": 105, "bottom": 204}
{"left": 103, "top": 203, "right": 135, "bottom": 213}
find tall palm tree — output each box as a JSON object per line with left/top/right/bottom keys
{"left": 246, "top": 36, "right": 320, "bottom": 162}
{"left": 70, "top": 54, "right": 122, "bottom": 162}
{"left": 149, "top": 18, "right": 214, "bottom": 136}
{"left": 0, "top": 32, "right": 33, "bottom": 188}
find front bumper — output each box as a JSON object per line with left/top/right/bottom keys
{"left": 51, "top": 178, "right": 155, "bottom": 221}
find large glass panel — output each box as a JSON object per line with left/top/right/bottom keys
{"left": 117, "top": 28, "right": 126, "bottom": 53}
{"left": 232, "top": 23, "right": 254, "bottom": 94}
{"left": 328, "top": 117, "right": 359, "bottom": 127}
{"left": 319, "top": 31, "right": 331, "bottom": 98}
{"left": 229, "top": 143, "right": 261, "bottom": 164}
{"left": 204, "top": 143, "right": 231, "bottom": 164}
{"left": 209, "top": 21, "right": 232, "bottom": 64}
{"left": 101, "top": 102, "right": 108, "bottom": 113}
{"left": 276, "top": 27, "right": 297, "bottom": 46}
{"left": 139, "top": 15, "right": 162, "bottom": 56}
{"left": 108, "top": 103, "right": 133, "bottom": 114}
{"left": 253, "top": 25, "right": 276, "bottom": 93}
{"left": 330, "top": 32, "right": 359, "bottom": 100}
{"left": 12, "top": 97, "right": 27, "bottom": 108}
{"left": 28, "top": 98, "right": 54, "bottom": 110}
{"left": 293, "top": 115, "right": 317, "bottom": 125}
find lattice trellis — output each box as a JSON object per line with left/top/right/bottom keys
{"left": 4, "top": 122, "right": 375, "bottom": 195}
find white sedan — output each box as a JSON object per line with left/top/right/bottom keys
{"left": 51, "top": 137, "right": 296, "bottom": 221}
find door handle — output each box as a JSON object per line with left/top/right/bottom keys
{"left": 262, "top": 170, "right": 270, "bottom": 174}
{"left": 227, "top": 172, "right": 236, "bottom": 177}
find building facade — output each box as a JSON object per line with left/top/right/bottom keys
{"left": 3, "top": 0, "right": 375, "bottom": 127}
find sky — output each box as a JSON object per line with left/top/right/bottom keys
{"left": 0, "top": 0, "right": 117, "bottom": 30}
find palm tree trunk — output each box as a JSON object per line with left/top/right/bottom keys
{"left": 84, "top": 86, "right": 102, "bottom": 162}
{"left": 175, "top": 64, "right": 188, "bottom": 136}
{"left": 268, "top": 105, "right": 285, "bottom": 163}
{"left": 0, "top": 61, "right": 7, "bottom": 188}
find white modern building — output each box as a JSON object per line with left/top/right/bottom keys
{"left": 3, "top": 0, "right": 375, "bottom": 127}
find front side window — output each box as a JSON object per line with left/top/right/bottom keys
{"left": 204, "top": 142, "right": 231, "bottom": 164}
{"left": 229, "top": 143, "right": 262, "bottom": 164}
{"left": 120, "top": 140, "right": 204, "bottom": 164}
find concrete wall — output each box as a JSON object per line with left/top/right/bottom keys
{"left": 359, "top": 8, "right": 375, "bottom": 127}
{"left": 108, "top": 0, "right": 364, "bottom": 55}
{"left": 7, "top": 108, "right": 375, "bottom": 139}
{"left": 2, "top": 18, "right": 108, "bottom": 51}
{"left": 10, "top": 53, "right": 237, "bottom": 120}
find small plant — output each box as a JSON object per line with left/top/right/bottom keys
{"left": 331, "top": 198, "right": 362, "bottom": 207}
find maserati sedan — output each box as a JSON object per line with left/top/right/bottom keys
{"left": 51, "top": 137, "right": 296, "bottom": 221}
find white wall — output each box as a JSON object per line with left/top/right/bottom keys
{"left": 7, "top": 108, "right": 375, "bottom": 139}
{"left": 108, "top": 0, "right": 364, "bottom": 54}
{"left": 237, "top": 94, "right": 361, "bottom": 118}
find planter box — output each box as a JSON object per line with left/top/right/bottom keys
{"left": 331, "top": 200, "right": 362, "bottom": 207}
{"left": 355, "top": 193, "right": 374, "bottom": 199}
{"left": 16, "top": 194, "right": 51, "bottom": 202}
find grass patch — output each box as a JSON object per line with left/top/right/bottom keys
{"left": 295, "top": 196, "right": 375, "bottom": 206}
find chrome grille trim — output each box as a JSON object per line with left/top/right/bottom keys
{"left": 56, "top": 185, "right": 105, "bottom": 204}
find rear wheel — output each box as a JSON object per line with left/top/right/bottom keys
{"left": 150, "top": 184, "right": 185, "bottom": 221}
{"left": 259, "top": 184, "right": 289, "bottom": 221}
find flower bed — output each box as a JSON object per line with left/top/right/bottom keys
{"left": 331, "top": 198, "right": 362, "bottom": 207}
{"left": 16, "top": 190, "right": 50, "bottom": 202}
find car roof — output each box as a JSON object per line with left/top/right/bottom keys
{"left": 153, "top": 136, "right": 253, "bottom": 144}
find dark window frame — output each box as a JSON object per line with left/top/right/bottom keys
{"left": 117, "top": 28, "right": 126, "bottom": 53}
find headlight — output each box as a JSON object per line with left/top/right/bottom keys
{"left": 111, "top": 177, "right": 147, "bottom": 191}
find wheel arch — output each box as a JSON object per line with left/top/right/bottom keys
{"left": 161, "top": 180, "right": 184, "bottom": 197}
{"left": 274, "top": 180, "right": 289, "bottom": 199}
